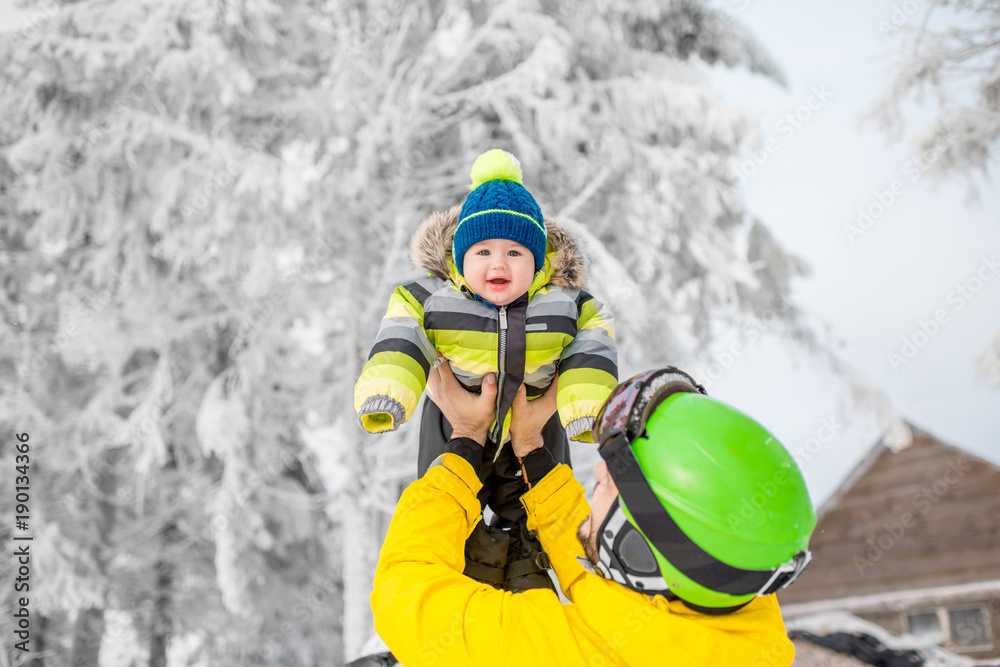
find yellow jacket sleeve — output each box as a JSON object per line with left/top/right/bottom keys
{"left": 354, "top": 284, "right": 436, "bottom": 433}
{"left": 371, "top": 454, "right": 796, "bottom": 666}
{"left": 557, "top": 291, "right": 619, "bottom": 443}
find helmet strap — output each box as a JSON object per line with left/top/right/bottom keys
{"left": 594, "top": 498, "right": 674, "bottom": 596}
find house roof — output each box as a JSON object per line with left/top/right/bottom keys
{"left": 778, "top": 424, "right": 1000, "bottom": 609}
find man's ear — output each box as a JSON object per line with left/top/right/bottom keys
{"left": 605, "top": 471, "right": 619, "bottom": 496}
{"left": 595, "top": 460, "right": 619, "bottom": 495}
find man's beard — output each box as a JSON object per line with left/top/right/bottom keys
{"left": 576, "top": 515, "right": 600, "bottom": 565}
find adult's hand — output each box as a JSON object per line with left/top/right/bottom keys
{"left": 509, "top": 379, "right": 558, "bottom": 458}
{"left": 426, "top": 355, "right": 497, "bottom": 446}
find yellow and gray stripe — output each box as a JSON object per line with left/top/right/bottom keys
{"left": 355, "top": 280, "right": 618, "bottom": 443}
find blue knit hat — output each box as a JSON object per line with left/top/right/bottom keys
{"left": 453, "top": 149, "right": 547, "bottom": 276}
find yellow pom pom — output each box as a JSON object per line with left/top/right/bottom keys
{"left": 469, "top": 148, "right": 523, "bottom": 191}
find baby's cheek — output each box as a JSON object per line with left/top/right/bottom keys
{"left": 515, "top": 265, "right": 536, "bottom": 289}
{"left": 463, "top": 266, "right": 484, "bottom": 291}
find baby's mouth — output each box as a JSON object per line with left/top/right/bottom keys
{"left": 487, "top": 278, "right": 510, "bottom": 286}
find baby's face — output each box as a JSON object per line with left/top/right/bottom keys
{"left": 462, "top": 239, "right": 536, "bottom": 306}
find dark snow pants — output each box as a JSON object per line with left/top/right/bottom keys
{"left": 417, "top": 397, "right": 571, "bottom": 525}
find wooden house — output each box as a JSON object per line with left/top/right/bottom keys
{"left": 778, "top": 425, "right": 1000, "bottom": 660}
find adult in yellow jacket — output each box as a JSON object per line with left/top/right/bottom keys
{"left": 371, "top": 364, "right": 815, "bottom": 666}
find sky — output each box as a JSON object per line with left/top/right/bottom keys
{"left": 1, "top": 0, "right": 996, "bottom": 507}
{"left": 699, "top": 0, "right": 1000, "bottom": 503}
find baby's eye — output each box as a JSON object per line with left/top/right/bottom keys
{"left": 477, "top": 249, "right": 491, "bottom": 256}
{"left": 507, "top": 250, "right": 521, "bottom": 256}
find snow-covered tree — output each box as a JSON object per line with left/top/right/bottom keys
{"left": 979, "top": 332, "right": 1000, "bottom": 387}
{"left": 865, "top": 0, "right": 1000, "bottom": 201}
{"left": 863, "top": 0, "right": 1000, "bottom": 387}
{"left": 1, "top": 1, "right": 341, "bottom": 664}
{"left": 2, "top": 0, "right": 810, "bottom": 663}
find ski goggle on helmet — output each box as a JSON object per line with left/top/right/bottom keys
{"left": 593, "top": 368, "right": 816, "bottom": 614}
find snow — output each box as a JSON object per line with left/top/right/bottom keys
{"left": 788, "top": 612, "right": 982, "bottom": 667}
{"left": 978, "top": 333, "right": 1000, "bottom": 388}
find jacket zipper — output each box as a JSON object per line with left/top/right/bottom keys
{"left": 492, "top": 305, "right": 508, "bottom": 454}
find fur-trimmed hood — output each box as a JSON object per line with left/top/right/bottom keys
{"left": 408, "top": 205, "right": 587, "bottom": 291}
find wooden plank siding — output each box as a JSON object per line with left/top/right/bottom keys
{"left": 778, "top": 430, "right": 1000, "bottom": 605}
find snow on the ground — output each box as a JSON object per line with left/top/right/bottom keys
{"left": 788, "top": 612, "right": 983, "bottom": 667}
{"left": 792, "top": 640, "right": 868, "bottom": 667}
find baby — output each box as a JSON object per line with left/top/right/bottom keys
{"left": 355, "top": 149, "right": 618, "bottom": 591}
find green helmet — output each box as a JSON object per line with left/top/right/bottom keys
{"left": 593, "top": 368, "right": 816, "bottom": 613}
